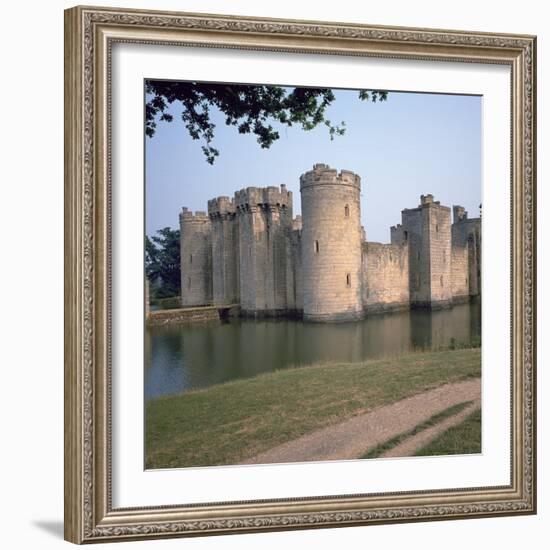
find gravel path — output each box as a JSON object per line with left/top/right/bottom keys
{"left": 242, "top": 378, "right": 481, "bottom": 465}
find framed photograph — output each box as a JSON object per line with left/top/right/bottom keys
{"left": 64, "top": 5, "right": 537, "bottom": 543}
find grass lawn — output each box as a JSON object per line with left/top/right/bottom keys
{"left": 414, "top": 408, "right": 482, "bottom": 456}
{"left": 146, "top": 348, "right": 481, "bottom": 469}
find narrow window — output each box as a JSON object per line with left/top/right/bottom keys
{"left": 417, "top": 250, "right": 421, "bottom": 261}
{"left": 315, "top": 240, "right": 320, "bottom": 254}
{"left": 346, "top": 273, "right": 351, "bottom": 287}
{"left": 440, "top": 275, "right": 444, "bottom": 287}
{"left": 404, "top": 230, "right": 408, "bottom": 242}
{"left": 442, "top": 250, "right": 446, "bottom": 265}
{"left": 187, "top": 277, "right": 191, "bottom": 289}
{"left": 435, "top": 224, "right": 440, "bottom": 233}
{"left": 465, "top": 277, "right": 468, "bottom": 284}
{"left": 190, "top": 253, "right": 193, "bottom": 264}
{"left": 344, "top": 204, "right": 350, "bottom": 218}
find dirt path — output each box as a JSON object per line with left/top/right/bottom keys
{"left": 242, "top": 378, "right": 481, "bottom": 465}
{"left": 379, "top": 399, "right": 479, "bottom": 458}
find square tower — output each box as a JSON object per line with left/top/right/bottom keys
{"left": 400, "top": 194, "right": 452, "bottom": 309}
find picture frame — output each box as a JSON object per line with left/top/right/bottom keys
{"left": 64, "top": 5, "right": 537, "bottom": 544}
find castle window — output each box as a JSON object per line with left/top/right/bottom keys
{"left": 344, "top": 204, "right": 350, "bottom": 218}
{"left": 403, "top": 231, "right": 408, "bottom": 242}
{"left": 435, "top": 224, "right": 440, "bottom": 233}
{"left": 315, "top": 240, "right": 320, "bottom": 254}
{"left": 440, "top": 275, "right": 444, "bottom": 287}
{"left": 346, "top": 273, "right": 351, "bottom": 287}
{"left": 190, "top": 254, "right": 193, "bottom": 264}
{"left": 187, "top": 277, "right": 191, "bottom": 289}
{"left": 417, "top": 251, "right": 421, "bottom": 262}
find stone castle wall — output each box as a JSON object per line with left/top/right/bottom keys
{"left": 426, "top": 200, "right": 452, "bottom": 306}
{"left": 362, "top": 242, "right": 409, "bottom": 312}
{"left": 208, "top": 197, "right": 239, "bottom": 305}
{"left": 398, "top": 195, "right": 452, "bottom": 309}
{"left": 235, "top": 185, "right": 293, "bottom": 316}
{"left": 450, "top": 206, "right": 481, "bottom": 299}
{"left": 177, "top": 165, "right": 481, "bottom": 321}
{"left": 179, "top": 208, "right": 212, "bottom": 307}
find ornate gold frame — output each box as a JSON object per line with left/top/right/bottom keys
{"left": 64, "top": 5, "right": 537, "bottom": 544}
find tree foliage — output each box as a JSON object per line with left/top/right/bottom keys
{"left": 145, "top": 227, "right": 181, "bottom": 298}
{"left": 145, "top": 81, "right": 387, "bottom": 164}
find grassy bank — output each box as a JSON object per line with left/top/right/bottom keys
{"left": 415, "top": 408, "right": 482, "bottom": 457}
{"left": 146, "top": 348, "right": 481, "bottom": 469}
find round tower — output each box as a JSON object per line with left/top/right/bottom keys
{"left": 179, "top": 207, "right": 212, "bottom": 307}
{"left": 300, "top": 164, "right": 363, "bottom": 322}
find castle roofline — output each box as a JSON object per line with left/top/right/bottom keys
{"left": 299, "top": 163, "right": 361, "bottom": 191}
{"left": 180, "top": 207, "right": 210, "bottom": 222}
{"left": 207, "top": 196, "right": 236, "bottom": 216}
{"left": 402, "top": 195, "right": 451, "bottom": 213}
{"left": 234, "top": 184, "right": 292, "bottom": 209}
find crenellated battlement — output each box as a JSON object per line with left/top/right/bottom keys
{"left": 419, "top": 194, "right": 450, "bottom": 210}
{"left": 207, "top": 196, "right": 236, "bottom": 218}
{"left": 234, "top": 184, "right": 292, "bottom": 211}
{"left": 453, "top": 205, "right": 468, "bottom": 223}
{"left": 403, "top": 195, "right": 450, "bottom": 214}
{"left": 179, "top": 207, "right": 210, "bottom": 223}
{"left": 299, "top": 163, "right": 361, "bottom": 191}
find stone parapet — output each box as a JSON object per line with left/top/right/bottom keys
{"left": 208, "top": 196, "right": 236, "bottom": 218}
{"left": 299, "top": 163, "right": 361, "bottom": 191}
{"left": 179, "top": 207, "right": 210, "bottom": 223}
{"left": 234, "top": 184, "right": 292, "bottom": 210}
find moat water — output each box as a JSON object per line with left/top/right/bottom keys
{"left": 145, "top": 300, "right": 481, "bottom": 401}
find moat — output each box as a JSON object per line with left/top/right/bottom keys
{"left": 145, "top": 300, "right": 481, "bottom": 401}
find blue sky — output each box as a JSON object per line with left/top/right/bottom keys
{"left": 145, "top": 86, "right": 481, "bottom": 243}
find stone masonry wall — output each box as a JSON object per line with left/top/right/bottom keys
{"left": 208, "top": 196, "right": 239, "bottom": 305}
{"left": 451, "top": 206, "right": 481, "bottom": 299}
{"left": 235, "top": 185, "right": 293, "bottom": 316}
{"left": 300, "top": 164, "right": 363, "bottom": 321}
{"left": 287, "top": 227, "right": 303, "bottom": 313}
{"left": 401, "top": 205, "right": 430, "bottom": 305}
{"left": 180, "top": 208, "right": 212, "bottom": 307}
{"left": 427, "top": 201, "right": 452, "bottom": 306}
{"left": 451, "top": 208, "right": 469, "bottom": 301}
{"left": 400, "top": 195, "right": 452, "bottom": 308}
{"left": 362, "top": 242, "right": 409, "bottom": 312}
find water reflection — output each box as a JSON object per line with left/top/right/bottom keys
{"left": 145, "top": 300, "right": 481, "bottom": 400}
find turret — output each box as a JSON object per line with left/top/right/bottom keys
{"left": 179, "top": 207, "right": 212, "bottom": 306}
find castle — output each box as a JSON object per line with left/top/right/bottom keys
{"left": 179, "top": 163, "right": 481, "bottom": 322}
